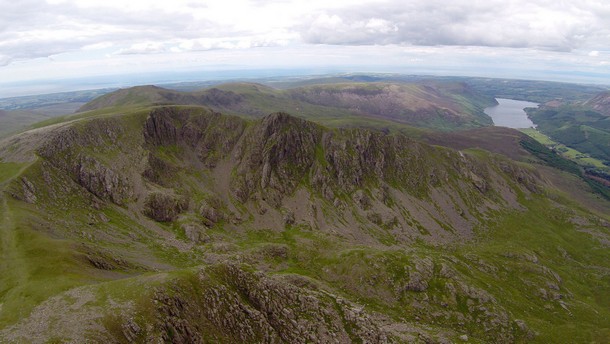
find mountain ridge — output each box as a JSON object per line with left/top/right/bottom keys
{"left": 77, "top": 81, "right": 496, "bottom": 131}
{"left": 0, "top": 103, "right": 609, "bottom": 342}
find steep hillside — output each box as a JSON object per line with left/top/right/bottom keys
{"left": 423, "top": 125, "right": 610, "bottom": 202}
{"left": 584, "top": 91, "right": 610, "bottom": 116}
{"left": 286, "top": 82, "right": 494, "bottom": 129}
{"left": 78, "top": 81, "right": 496, "bottom": 130}
{"left": 421, "top": 126, "right": 531, "bottom": 161}
{"left": 0, "top": 105, "right": 609, "bottom": 343}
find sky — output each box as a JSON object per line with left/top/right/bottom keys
{"left": 1, "top": 0, "right": 610, "bottom": 96}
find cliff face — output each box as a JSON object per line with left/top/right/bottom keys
{"left": 33, "top": 117, "right": 141, "bottom": 205}
{"left": 134, "top": 107, "right": 539, "bottom": 245}
{"left": 5, "top": 105, "right": 543, "bottom": 254}
{"left": 4, "top": 105, "right": 607, "bottom": 343}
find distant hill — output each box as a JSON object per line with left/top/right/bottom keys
{"left": 79, "top": 81, "right": 496, "bottom": 130}
{"left": 0, "top": 109, "right": 54, "bottom": 138}
{"left": 77, "top": 85, "right": 177, "bottom": 111}
{"left": 265, "top": 74, "right": 608, "bottom": 103}
{"left": 0, "top": 88, "right": 113, "bottom": 138}
{"left": 285, "top": 81, "right": 494, "bottom": 129}
{"left": 464, "top": 78, "right": 608, "bottom": 103}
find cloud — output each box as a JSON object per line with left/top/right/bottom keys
{"left": 0, "top": 0, "right": 223, "bottom": 62}
{"left": 0, "top": 0, "right": 609, "bottom": 84}
{"left": 0, "top": 54, "right": 11, "bottom": 66}
{"left": 299, "top": 0, "right": 610, "bottom": 51}
{"left": 114, "top": 37, "right": 290, "bottom": 55}
{"left": 116, "top": 42, "right": 168, "bottom": 55}
{"left": 0, "top": 0, "right": 306, "bottom": 65}
{"left": 303, "top": 14, "right": 399, "bottom": 45}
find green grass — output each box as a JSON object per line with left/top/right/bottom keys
{"left": 520, "top": 134, "right": 582, "bottom": 175}
{"left": 458, "top": 196, "right": 610, "bottom": 342}
{"left": 0, "top": 158, "right": 132, "bottom": 326}
{"left": 0, "top": 198, "right": 95, "bottom": 327}
{"left": 0, "top": 162, "right": 28, "bottom": 184}
{"left": 520, "top": 128, "right": 554, "bottom": 145}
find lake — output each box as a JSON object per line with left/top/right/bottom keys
{"left": 484, "top": 98, "right": 539, "bottom": 129}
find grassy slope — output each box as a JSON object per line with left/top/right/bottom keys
{"left": 0, "top": 199, "right": 96, "bottom": 326}
{"left": 0, "top": 161, "right": 93, "bottom": 326}
{"left": 469, "top": 197, "right": 610, "bottom": 342}
{"left": 0, "top": 107, "right": 159, "bottom": 327}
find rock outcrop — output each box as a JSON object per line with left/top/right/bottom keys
{"left": 107, "top": 263, "right": 393, "bottom": 343}
{"left": 34, "top": 117, "right": 140, "bottom": 205}
{"left": 143, "top": 192, "right": 188, "bottom": 222}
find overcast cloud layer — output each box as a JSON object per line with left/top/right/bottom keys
{"left": 1, "top": 0, "right": 609, "bottom": 90}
